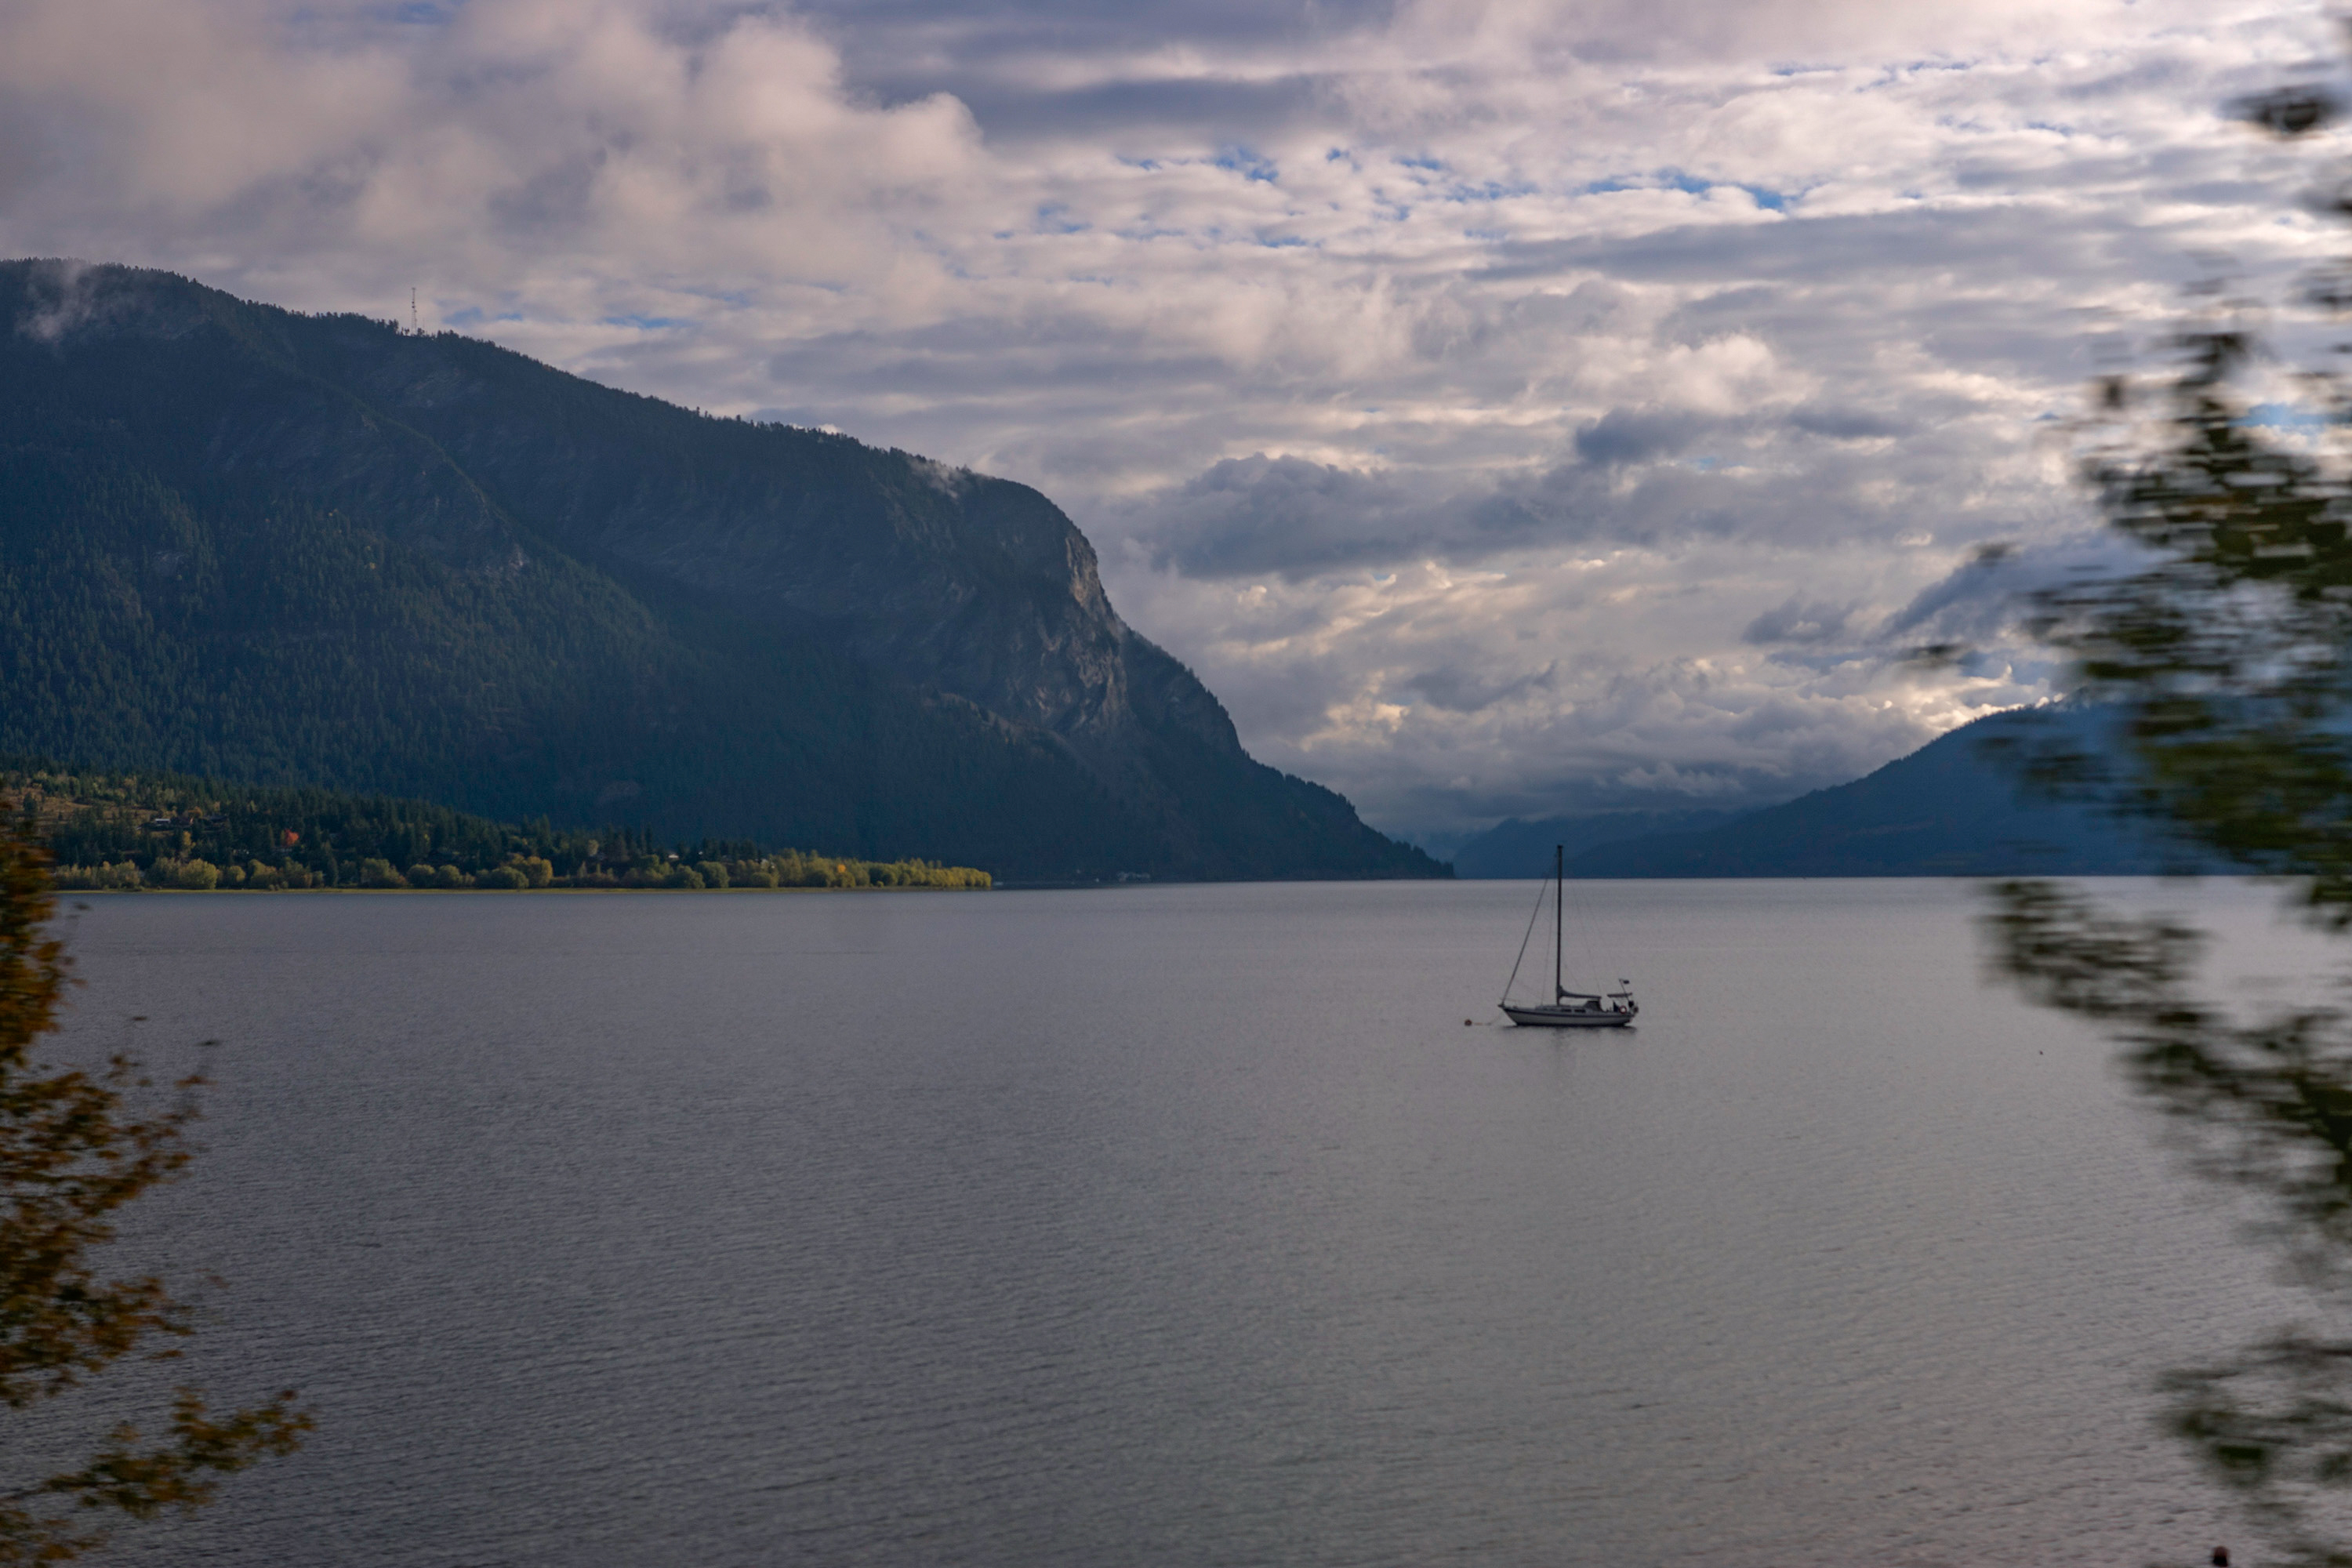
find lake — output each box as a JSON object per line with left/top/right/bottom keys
{"left": 38, "top": 879, "right": 2299, "bottom": 1565}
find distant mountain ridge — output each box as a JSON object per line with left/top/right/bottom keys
{"left": 1451, "top": 706, "right": 2183, "bottom": 878}
{"left": 0, "top": 260, "right": 1442, "bottom": 881}
{"left": 1448, "top": 808, "right": 1740, "bottom": 879}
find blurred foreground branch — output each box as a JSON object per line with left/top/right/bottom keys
{"left": 0, "top": 816, "right": 307, "bottom": 1561}
{"left": 1981, "top": 64, "right": 2352, "bottom": 1565}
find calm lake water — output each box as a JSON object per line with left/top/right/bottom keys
{"left": 38, "top": 879, "right": 2306, "bottom": 1565}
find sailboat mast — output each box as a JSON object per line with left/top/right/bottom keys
{"left": 1554, "top": 842, "right": 1564, "bottom": 1000}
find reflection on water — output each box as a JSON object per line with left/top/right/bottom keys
{"left": 55, "top": 880, "right": 2287, "bottom": 1566}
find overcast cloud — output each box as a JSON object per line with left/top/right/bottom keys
{"left": 0, "top": 0, "right": 2340, "bottom": 841}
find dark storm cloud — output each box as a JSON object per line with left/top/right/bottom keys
{"left": 1399, "top": 661, "right": 1558, "bottom": 714}
{"left": 1485, "top": 203, "right": 2129, "bottom": 289}
{"left": 941, "top": 75, "right": 1338, "bottom": 142}
{"left": 1878, "top": 532, "right": 2154, "bottom": 648}
{"left": 1743, "top": 597, "right": 1857, "bottom": 645}
{"left": 1124, "top": 454, "right": 1546, "bottom": 579}
{"left": 1110, "top": 445, "right": 1936, "bottom": 581}
{"left": 1120, "top": 392, "right": 2049, "bottom": 583}
{"left": 1572, "top": 407, "right": 1724, "bottom": 466}
{"left": 791, "top": 0, "right": 1394, "bottom": 48}
{"left": 1789, "top": 406, "right": 1907, "bottom": 441}
{"left": 790, "top": 0, "right": 1393, "bottom": 136}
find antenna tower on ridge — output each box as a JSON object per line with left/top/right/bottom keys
{"left": 410, "top": 288, "right": 419, "bottom": 335}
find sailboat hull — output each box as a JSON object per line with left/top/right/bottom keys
{"left": 1502, "top": 1004, "right": 1636, "bottom": 1029}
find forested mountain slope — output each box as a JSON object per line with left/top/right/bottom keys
{"left": 0, "top": 260, "right": 1441, "bottom": 880}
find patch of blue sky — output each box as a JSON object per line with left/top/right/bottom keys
{"left": 1034, "top": 203, "right": 1089, "bottom": 234}
{"left": 1869, "top": 58, "right": 1973, "bottom": 90}
{"left": 442, "top": 307, "right": 486, "bottom": 327}
{"left": 1581, "top": 170, "right": 1790, "bottom": 209}
{"left": 1116, "top": 155, "right": 1163, "bottom": 172}
{"left": 1257, "top": 235, "right": 1316, "bottom": 249}
{"left": 601, "top": 314, "right": 691, "bottom": 331}
{"left": 338, "top": 1, "right": 454, "bottom": 25}
{"left": 1464, "top": 227, "right": 1509, "bottom": 242}
{"left": 2248, "top": 400, "right": 2332, "bottom": 434}
{"left": 1211, "top": 147, "right": 1278, "bottom": 183}
{"left": 1394, "top": 154, "right": 1445, "bottom": 172}
{"left": 1443, "top": 179, "right": 1534, "bottom": 204}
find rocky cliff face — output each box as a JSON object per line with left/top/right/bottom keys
{"left": 0, "top": 260, "right": 1442, "bottom": 880}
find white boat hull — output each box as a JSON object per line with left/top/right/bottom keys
{"left": 1502, "top": 1004, "right": 1636, "bottom": 1029}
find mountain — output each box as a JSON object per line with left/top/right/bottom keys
{"left": 1544, "top": 706, "right": 2183, "bottom": 878}
{"left": 1448, "top": 808, "right": 1741, "bottom": 879}
{"left": 0, "top": 260, "right": 1443, "bottom": 881}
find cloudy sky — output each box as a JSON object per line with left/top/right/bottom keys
{"left": 1, "top": 0, "right": 2341, "bottom": 844}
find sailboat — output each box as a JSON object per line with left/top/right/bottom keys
{"left": 1500, "top": 844, "right": 1638, "bottom": 1028}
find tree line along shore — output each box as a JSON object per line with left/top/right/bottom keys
{"left": 4, "top": 764, "right": 991, "bottom": 891}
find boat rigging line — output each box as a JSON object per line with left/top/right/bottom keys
{"left": 1499, "top": 866, "right": 1550, "bottom": 1009}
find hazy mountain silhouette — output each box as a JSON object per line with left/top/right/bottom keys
{"left": 1448, "top": 808, "right": 1740, "bottom": 878}
{"left": 1453, "top": 706, "right": 2181, "bottom": 878}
